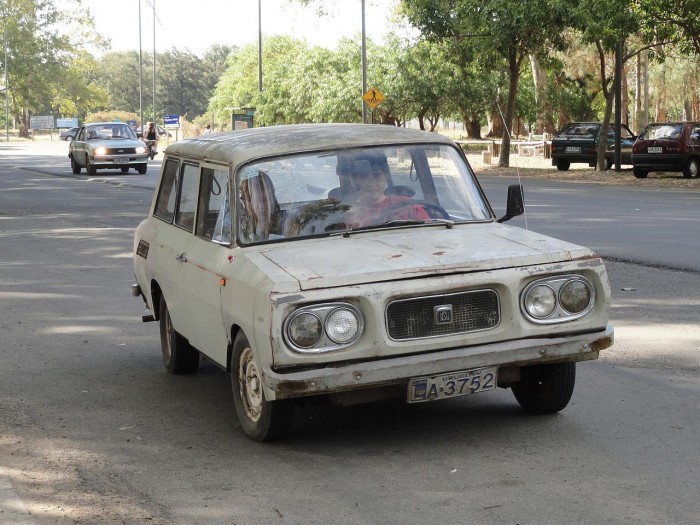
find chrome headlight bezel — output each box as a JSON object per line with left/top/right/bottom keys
{"left": 283, "top": 302, "right": 364, "bottom": 353}
{"left": 521, "top": 275, "right": 595, "bottom": 324}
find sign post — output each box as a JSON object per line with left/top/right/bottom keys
{"left": 362, "top": 87, "right": 384, "bottom": 124}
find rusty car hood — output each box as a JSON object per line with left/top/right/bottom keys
{"left": 256, "top": 223, "right": 596, "bottom": 291}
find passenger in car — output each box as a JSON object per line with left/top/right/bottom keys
{"left": 238, "top": 170, "right": 283, "bottom": 242}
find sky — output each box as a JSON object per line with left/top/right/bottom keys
{"left": 82, "top": 0, "right": 399, "bottom": 56}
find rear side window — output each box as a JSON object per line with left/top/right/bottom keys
{"left": 689, "top": 125, "right": 700, "bottom": 142}
{"left": 175, "top": 163, "right": 199, "bottom": 231}
{"left": 154, "top": 158, "right": 180, "bottom": 222}
{"left": 196, "top": 167, "right": 230, "bottom": 244}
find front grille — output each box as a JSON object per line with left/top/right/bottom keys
{"left": 386, "top": 289, "right": 500, "bottom": 340}
{"left": 104, "top": 148, "right": 139, "bottom": 155}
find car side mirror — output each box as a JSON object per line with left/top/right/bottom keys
{"left": 497, "top": 184, "right": 525, "bottom": 223}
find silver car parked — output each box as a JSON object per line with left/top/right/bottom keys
{"left": 132, "top": 124, "right": 614, "bottom": 441}
{"left": 69, "top": 122, "right": 149, "bottom": 175}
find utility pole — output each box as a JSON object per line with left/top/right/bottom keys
{"left": 361, "top": 0, "right": 367, "bottom": 124}
{"left": 138, "top": 0, "right": 143, "bottom": 131}
{"left": 258, "top": 0, "right": 262, "bottom": 93}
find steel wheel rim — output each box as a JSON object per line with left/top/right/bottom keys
{"left": 163, "top": 310, "right": 174, "bottom": 364}
{"left": 239, "top": 346, "right": 263, "bottom": 422}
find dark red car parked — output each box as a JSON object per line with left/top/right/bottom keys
{"left": 632, "top": 121, "right": 700, "bottom": 178}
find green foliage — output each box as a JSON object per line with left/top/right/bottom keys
{"left": 84, "top": 110, "right": 140, "bottom": 124}
{"left": 0, "top": 0, "right": 106, "bottom": 135}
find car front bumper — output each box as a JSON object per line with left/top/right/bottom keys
{"left": 91, "top": 154, "right": 149, "bottom": 167}
{"left": 262, "top": 323, "right": 614, "bottom": 400}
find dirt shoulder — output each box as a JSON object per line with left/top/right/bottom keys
{"left": 467, "top": 153, "right": 700, "bottom": 190}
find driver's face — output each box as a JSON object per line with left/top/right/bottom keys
{"left": 352, "top": 169, "right": 385, "bottom": 197}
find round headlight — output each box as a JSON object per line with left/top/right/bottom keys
{"left": 524, "top": 284, "right": 556, "bottom": 319}
{"left": 325, "top": 307, "right": 360, "bottom": 344}
{"left": 559, "top": 279, "right": 592, "bottom": 313}
{"left": 287, "top": 312, "right": 323, "bottom": 348}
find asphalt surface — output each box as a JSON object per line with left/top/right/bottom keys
{"left": 0, "top": 140, "right": 698, "bottom": 524}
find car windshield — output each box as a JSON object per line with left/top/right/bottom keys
{"left": 86, "top": 124, "right": 137, "bottom": 140}
{"left": 235, "top": 143, "right": 492, "bottom": 244}
{"left": 639, "top": 124, "right": 683, "bottom": 140}
{"left": 556, "top": 124, "right": 599, "bottom": 139}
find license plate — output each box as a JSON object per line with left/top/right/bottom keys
{"left": 648, "top": 146, "right": 662, "bottom": 153}
{"left": 565, "top": 146, "right": 581, "bottom": 153}
{"left": 407, "top": 366, "right": 497, "bottom": 403}
{"left": 113, "top": 157, "right": 128, "bottom": 164}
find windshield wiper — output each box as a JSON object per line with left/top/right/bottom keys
{"left": 337, "top": 218, "right": 454, "bottom": 237}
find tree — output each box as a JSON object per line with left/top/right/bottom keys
{"left": 399, "top": 0, "right": 571, "bottom": 166}
{"left": 0, "top": 0, "right": 104, "bottom": 136}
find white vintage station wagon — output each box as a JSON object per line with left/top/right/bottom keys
{"left": 132, "top": 124, "right": 614, "bottom": 441}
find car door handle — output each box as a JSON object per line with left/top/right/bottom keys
{"left": 175, "top": 252, "right": 187, "bottom": 263}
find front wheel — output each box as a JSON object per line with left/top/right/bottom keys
{"left": 158, "top": 296, "right": 199, "bottom": 374}
{"left": 682, "top": 157, "right": 699, "bottom": 178}
{"left": 70, "top": 155, "right": 81, "bottom": 174}
{"left": 136, "top": 164, "right": 148, "bottom": 175}
{"left": 120, "top": 166, "right": 129, "bottom": 174}
{"left": 85, "top": 156, "right": 97, "bottom": 175}
{"left": 511, "top": 362, "right": 576, "bottom": 414}
{"left": 231, "top": 332, "right": 294, "bottom": 441}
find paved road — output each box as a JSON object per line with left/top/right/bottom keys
{"left": 480, "top": 176, "right": 700, "bottom": 273}
{"left": 1, "top": 141, "right": 698, "bottom": 524}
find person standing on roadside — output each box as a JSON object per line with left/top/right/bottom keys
{"left": 202, "top": 124, "right": 213, "bottom": 135}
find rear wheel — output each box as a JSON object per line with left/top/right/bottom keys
{"left": 512, "top": 362, "right": 576, "bottom": 414}
{"left": 633, "top": 167, "right": 648, "bottom": 179}
{"left": 555, "top": 159, "right": 570, "bottom": 171}
{"left": 70, "top": 156, "right": 81, "bottom": 174}
{"left": 231, "top": 331, "right": 294, "bottom": 441}
{"left": 603, "top": 157, "right": 613, "bottom": 170}
{"left": 158, "top": 296, "right": 199, "bottom": 374}
{"left": 682, "top": 157, "right": 699, "bottom": 178}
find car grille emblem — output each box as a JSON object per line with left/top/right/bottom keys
{"left": 434, "top": 304, "right": 453, "bottom": 325}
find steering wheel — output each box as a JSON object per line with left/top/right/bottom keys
{"left": 382, "top": 199, "right": 451, "bottom": 221}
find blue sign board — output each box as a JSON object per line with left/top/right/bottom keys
{"left": 164, "top": 114, "right": 180, "bottom": 128}
{"left": 57, "top": 117, "right": 79, "bottom": 128}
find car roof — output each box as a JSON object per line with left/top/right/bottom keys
{"left": 164, "top": 123, "right": 453, "bottom": 166}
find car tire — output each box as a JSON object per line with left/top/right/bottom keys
{"left": 633, "top": 168, "right": 648, "bottom": 179}
{"left": 85, "top": 156, "right": 97, "bottom": 175}
{"left": 121, "top": 167, "right": 130, "bottom": 174}
{"left": 67, "top": 136, "right": 74, "bottom": 141}
{"left": 512, "top": 362, "right": 576, "bottom": 414}
{"left": 231, "top": 331, "right": 294, "bottom": 441}
{"left": 682, "top": 157, "right": 699, "bottom": 178}
{"left": 158, "top": 296, "right": 200, "bottom": 374}
{"left": 603, "top": 157, "right": 613, "bottom": 170}
{"left": 70, "top": 155, "right": 81, "bottom": 174}
{"left": 136, "top": 164, "right": 147, "bottom": 175}
{"left": 555, "top": 160, "right": 570, "bottom": 171}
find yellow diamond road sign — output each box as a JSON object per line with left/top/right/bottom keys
{"left": 363, "top": 87, "right": 384, "bottom": 109}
